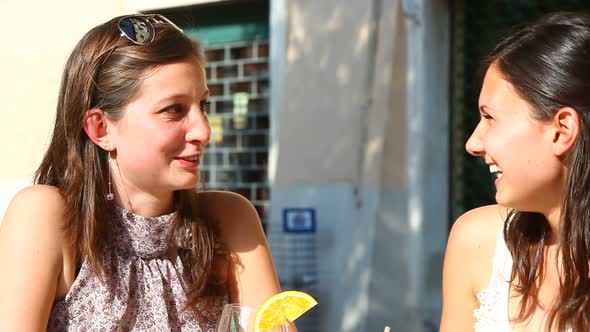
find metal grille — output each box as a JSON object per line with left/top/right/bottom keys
{"left": 272, "top": 230, "right": 320, "bottom": 332}
{"left": 450, "top": 0, "right": 590, "bottom": 223}
{"left": 201, "top": 40, "right": 270, "bottom": 226}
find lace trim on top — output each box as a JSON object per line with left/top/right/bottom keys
{"left": 473, "top": 228, "right": 513, "bottom": 332}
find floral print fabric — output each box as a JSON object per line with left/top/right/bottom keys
{"left": 47, "top": 206, "right": 226, "bottom": 331}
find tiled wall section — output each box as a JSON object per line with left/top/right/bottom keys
{"left": 201, "top": 40, "right": 270, "bottom": 225}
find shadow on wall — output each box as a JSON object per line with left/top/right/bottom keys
{"left": 274, "top": 1, "right": 378, "bottom": 186}
{"left": 269, "top": 0, "right": 449, "bottom": 331}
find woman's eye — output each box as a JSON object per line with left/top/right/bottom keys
{"left": 161, "top": 104, "right": 186, "bottom": 114}
{"left": 200, "top": 101, "right": 211, "bottom": 114}
{"left": 481, "top": 113, "right": 493, "bottom": 120}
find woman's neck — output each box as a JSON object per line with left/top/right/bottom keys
{"left": 544, "top": 207, "right": 561, "bottom": 246}
{"left": 109, "top": 159, "right": 175, "bottom": 217}
{"left": 114, "top": 191, "right": 174, "bottom": 217}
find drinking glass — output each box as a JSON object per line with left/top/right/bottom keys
{"left": 216, "top": 304, "right": 290, "bottom": 332}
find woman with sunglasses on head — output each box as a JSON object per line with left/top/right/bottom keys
{"left": 0, "top": 15, "right": 285, "bottom": 331}
{"left": 441, "top": 11, "right": 590, "bottom": 332}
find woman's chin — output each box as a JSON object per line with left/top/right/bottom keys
{"left": 175, "top": 176, "right": 201, "bottom": 190}
{"left": 495, "top": 193, "right": 533, "bottom": 212}
{"left": 495, "top": 192, "right": 511, "bottom": 208}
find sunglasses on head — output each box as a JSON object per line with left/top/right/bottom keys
{"left": 117, "top": 14, "right": 183, "bottom": 45}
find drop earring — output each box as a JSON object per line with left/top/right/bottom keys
{"left": 106, "top": 151, "right": 114, "bottom": 201}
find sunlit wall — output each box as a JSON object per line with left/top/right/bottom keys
{"left": 0, "top": 1, "right": 125, "bottom": 218}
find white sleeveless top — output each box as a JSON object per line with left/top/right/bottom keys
{"left": 473, "top": 228, "right": 513, "bottom": 331}
{"left": 473, "top": 227, "right": 573, "bottom": 332}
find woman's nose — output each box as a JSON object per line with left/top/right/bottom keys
{"left": 465, "top": 123, "right": 485, "bottom": 157}
{"left": 186, "top": 108, "right": 211, "bottom": 145}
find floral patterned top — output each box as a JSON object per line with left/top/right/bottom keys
{"left": 47, "top": 206, "right": 227, "bottom": 331}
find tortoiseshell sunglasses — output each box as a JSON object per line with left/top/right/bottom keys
{"left": 117, "top": 14, "right": 183, "bottom": 45}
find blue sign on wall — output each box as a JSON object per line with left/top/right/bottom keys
{"left": 283, "top": 208, "right": 316, "bottom": 233}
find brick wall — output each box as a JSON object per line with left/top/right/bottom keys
{"left": 201, "top": 40, "right": 270, "bottom": 226}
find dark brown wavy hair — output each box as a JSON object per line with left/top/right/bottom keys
{"left": 482, "top": 11, "right": 590, "bottom": 331}
{"left": 34, "top": 15, "right": 225, "bottom": 313}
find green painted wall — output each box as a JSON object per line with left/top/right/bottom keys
{"left": 156, "top": 0, "right": 269, "bottom": 45}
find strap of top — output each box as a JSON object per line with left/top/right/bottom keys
{"left": 492, "top": 227, "right": 512, "bottom": 282}
{"left": 473, "top": 226, "right": 513, "bottom": 331}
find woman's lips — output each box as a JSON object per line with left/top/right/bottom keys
{"left": 489, "top": 164, "right": 503, "bottom": 184}
{"left": 175, "top": 156, "right": 200, "bottom": 168}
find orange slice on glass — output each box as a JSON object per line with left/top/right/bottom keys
{"left": 254, "top": 290, "right": 318, "bottom": 332}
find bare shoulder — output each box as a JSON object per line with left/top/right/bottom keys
{"left": 1, "top": 184, "right": 66, "bottom": 235}
{"left": 448, "top": 204, "right": 508, "bottom": 250}
{"left": 0, "top": 184, "right": 67, "bottom": 258}
{"left": 196, "top": 190, "right": 255, "bottom": 210}
{"left": 447, "top": 204, "right": 511, "bottom": 297}
{"left": 197, "top": 191, "right": 280, "bottom": 306}
{"left": 196, "top": 190, "right": 264, "bottom": 251}
{"left": 446, "top": 204, "right": 508, "bottom": 282}
{"left": 196, "top": 190, "right": 259, "bottom": 228}
{"left": 440, "top": 204, "right": 509, "bottom": 331}
{"left": 0, "top": 185, "right": 67, "bottom": 328}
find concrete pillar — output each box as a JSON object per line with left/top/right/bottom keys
{"left": 269, "top": 0, "right": 449, "bottom": 331}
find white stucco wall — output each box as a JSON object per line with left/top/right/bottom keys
{"left": 0, "top": 1, "right": 125, "bottom": 220}
{"left": 0, "top": 0, "right": 232, "bottom": 220}
{"left": 269, "top": 0, "right": 449, "bottom": 331}
{"left": 125, "top": 0, "right": 221, "bottom": 13}
{"left": 1, "top": 1, "right": 451, "bottom": 331}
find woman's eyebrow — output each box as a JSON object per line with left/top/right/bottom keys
{"left": 479, "top": 105, "right": 496, "bottom": 113}
{"left": 153, "top": 93, "right": 188, "bottom": 106}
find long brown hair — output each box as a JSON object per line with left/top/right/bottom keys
{"left": 34, "top": 15, "right": 224, "bottom": 312}
{"left": 482, "top": 12, "right": 590, "bottom": 331}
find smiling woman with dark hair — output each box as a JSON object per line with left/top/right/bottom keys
{"left": 0, "top": 14, "right": 285, "bottom": 331}
{"left": 441, "top": 11, "right": 590, "bottom": 332}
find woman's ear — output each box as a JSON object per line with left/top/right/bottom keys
{"left": 551, "top": 107, "right": 580, "bottom": 157}
{"left": 83, "top": 109, "right": 114, "bottom": 151}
